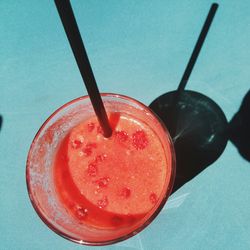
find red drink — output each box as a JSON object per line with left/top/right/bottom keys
{"left": 26, "top": 94, "right": 175, "bottom": 245}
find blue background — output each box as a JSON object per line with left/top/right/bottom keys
{"left": 1, "top": 0, "right": 250, "bottom": 249}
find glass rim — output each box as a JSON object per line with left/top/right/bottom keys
{"left": 26, "top": 93, "right": 176, "bottom": 246}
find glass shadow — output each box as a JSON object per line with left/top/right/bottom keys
{"left": 149, "top": 90, "right": 228, "bottom": 192}
{"left": 228, "top": 89, "right": 250, "bottom": 162}
{"left": 0, "top": 115, "right": 2, "bottom": 131}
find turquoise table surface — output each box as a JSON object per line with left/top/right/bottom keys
{"left": 1, "top": 1, "right": 250, "bottom": 249}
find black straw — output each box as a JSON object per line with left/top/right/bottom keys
{"left": 54, "top": 0, "right": 112, "bottom": 137}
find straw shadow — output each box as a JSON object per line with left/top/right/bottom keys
{"left": 228, "top": 89, "right": 250, "bottom": 162}
{"left": 150, "top": 90, "right": 228, "bottom": 192}
{"left": 149, "top": 3, "right": 223, "bottom": 192}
